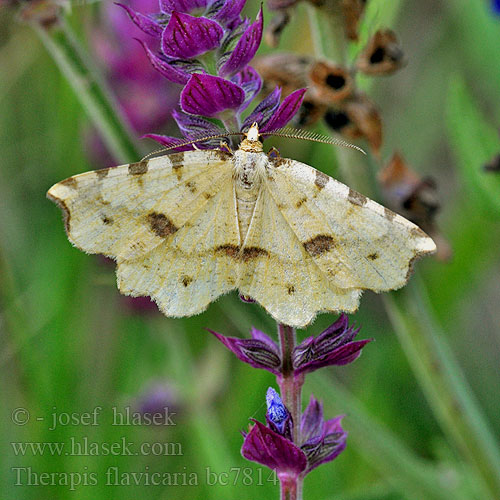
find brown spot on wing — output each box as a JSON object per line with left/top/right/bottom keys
{"left": 47, "top": 193, "right": 71, "bottom": 233}
{"left": 287, "top": 284, "right": 295, "bottom": 295}
{"left": 101, "top": 216, "right": 113, "bottom": 225}
{"left": 60, "top": 177, "right": 77, "bottom": 189}
{"left": 170, "top": 151, "right": 185, "bottom": 180}
{"left": 367, "top": 252, "right": 378, "bottom": 260}
{"left": 216, "top": 244, "right": 240, "bottom": 258}
{"left": 242, "top": 247, "right": 269, "bottom": 261}
{"left": 304, "top": 235, "right": 336, "bottom": 256}
{"left": 96, "top": 168, "right": 110, "bottom": 180}
{"left": 128, "top": 161, "right": 148, "bottom": 175}
{"left": 315, "top": 170, "right": 329, "bottom": 190}
{"left": 348, "top": 187, "right": 367, "bottom": 206}
{"left": 295, "top": 197, "right": 307, "bottom": 208}
{"left": 181, "top": 275, "right": 193, "bottom": 287}
{"left": 147, "top": 212, "right": 178, "bottom": 238}
{"left": 186, "top": 181, "right": 197, "bottom": 193}
{"left": 203, "top": 192, "right": 214, "bottom": 200}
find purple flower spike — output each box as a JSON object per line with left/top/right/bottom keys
{"left": 241, "top": 420, "right": 307, "bottom": 475}
{"left": 292, "top": 313, "right": 372, "bottom": 375}
{"left": 261, "top": 88, "right": 307, "bottom": 132}
{"left": 162, "top": 12, "right": 223, "bottom": 59}
{"left": 208, "top": 327, "right": 281, "bottom": 374}
{"left": 181, "top": 73, "right": 245, "bottom": 116}
{"left": 137, "top": 39, "right": 191, "bottom": 83}
{"left": 160, "top": 0, "right": 207, "bottom": 14}
{"left": 115, "top": 3, "right": 164, "bottom": 38}
{"left": 218, "top": 7, "right": 263, "bottom": 77}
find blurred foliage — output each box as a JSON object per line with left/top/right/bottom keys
{"left": 1, "top": 0, "right": 500, "bottom": 499}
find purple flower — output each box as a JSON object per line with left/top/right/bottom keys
{"left": 208, "top": 326, "right": 281, "bottom": 374}
{"left": 242, "top": 87, "right": 306, "bottom": 132}
{"left": 493, "top": 0, "right": 500, "bottom": 15}
{"left": 292, "top": 313, "right": 372, "bottom": 375}
{"left": 162, "top": 12, "right": 223, "bottom": 58}
{"left": 218, "top": 8, "right": 263, "bottom": 77}
{"left": 242, "top": 390, "right": 347, "bottom": 477}
{"left": 210, "top": 314, "right": 370, "bottom": 377}
{"left": 181, "top": 73, "right": 245, "bottom": 117}
{"left": 120, "top": 0, "right": 305, "bottom": 145}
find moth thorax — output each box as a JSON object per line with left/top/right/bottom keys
{"left": 233, "top": 150, "right": 267, "bottom": 192}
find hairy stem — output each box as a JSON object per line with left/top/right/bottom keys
{"left": 33, "top": 20, "right": 141, "bottom": 163}
{"left": 277, "top": 323, "right": 304, "bottom": 500}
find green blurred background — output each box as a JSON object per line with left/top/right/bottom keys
{"left": 1, "top": 0, "right": 500, "bottom": 499}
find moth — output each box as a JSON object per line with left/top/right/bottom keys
{"left": 47, "top": 124, "right": 436, "bottom": 328}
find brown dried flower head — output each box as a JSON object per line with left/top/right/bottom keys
{"left": 357, "top": 29, "right": 407, "bottom": 75}
{"left": 379, "top": 153, "right": 452, "bottom": 261}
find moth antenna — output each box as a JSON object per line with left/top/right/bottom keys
{"left": 261, "top": 127, "right": 366, "bottom": 155}
{"left": 141, "top": 131, "right": 244, "bottom": 160}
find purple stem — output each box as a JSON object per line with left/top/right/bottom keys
{"left": 279, "top": 472, "right": 298, "bottom": 500}
{"left": 277, "top": 323, "right": 304, "bottom": 500}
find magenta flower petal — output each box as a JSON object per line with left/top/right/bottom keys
{"left": 159, "top": 0, "right": 208, "bottom": 14}
{"left": 261, "top": 88, "right": 307, "bottom": 132}
{"left": 250, "top": 326, "right": 278, "bottom": 351}
{"left": 242, "top": 86, "right": 282, "bottom": 131}
{"left": 218, "top": 7, "right": 263, "bottom": 77}
{"left": 208, "top": 329, "right": 281, "bottom": 374}
{"left": 241, "top": 420, "right": 307, "bottom": 475}
{"left": 232, "top": 66, "right": 262, "bottom": 111}
{"left": 162, "top": 12, "right": 223, "bottom": 59}
{"left": 181, "top": 74, "right": 245, "bottom": 116}
{"left": 173, "top": 109, "right": 222, "bottom": 138}
{"left": 292, "top": 313, "right": 372, "bottom": 375}
{"left": 300, "top": 395, "right": 324, "bottom": 443}
{"left": 116, "top": 3, "right": 164, "bottom": 38}
{"left": 212, "top": 0, "right": 246, "bottom": 24}
{"left": 302, "top": 416, "right": 347, "bottom": 472}
{"left": 137, "top": 39, "right": 190, "bottom": 83}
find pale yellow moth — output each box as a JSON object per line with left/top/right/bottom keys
{"left": 47, "top": 124, "right": 436, "bottom": 327}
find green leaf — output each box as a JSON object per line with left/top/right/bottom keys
{"left": 446, "top": 76, "right": 500, "bottom": 214}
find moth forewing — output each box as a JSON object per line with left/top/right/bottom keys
{"left": 265, "top": 158, "right": 436, "bottom": 293}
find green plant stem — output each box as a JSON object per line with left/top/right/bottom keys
{"left": 277, "top": 323, "right": 304, "bottom": 500}
{"left": 307, "top": 6, "right": 500, "bottom": 499}
{"left": 33, "top": 20, "right": 141, "bottom": 163}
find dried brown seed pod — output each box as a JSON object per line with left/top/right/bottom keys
{"left": 379, "top": 153, "right": 452, "bottom": 261}
{"left": 308, "top": 61, "right": 355, "bottom": 103}
{"left": 357, "top": 29, "right": 407, "bottom": 75}
{"left": 324, "top": 93, "right": 382, "bottom": 154}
